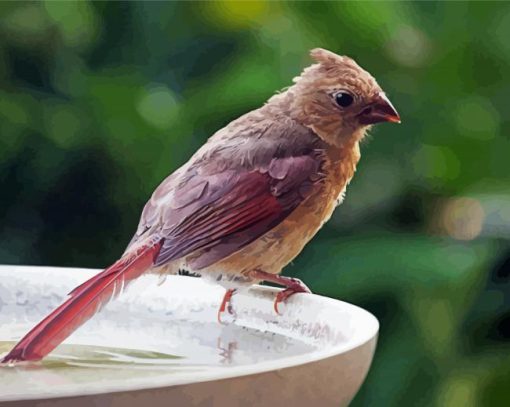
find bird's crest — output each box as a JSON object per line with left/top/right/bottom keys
{"left": 309, "top": 48, "right": 344, "bottom": 66}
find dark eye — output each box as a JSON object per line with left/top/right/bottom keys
{"left": 334, "top": 91, "right": 354, "bottom": 108}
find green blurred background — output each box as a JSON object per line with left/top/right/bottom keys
{"left": 1, "top": 1, "right": 509, "bottom": 405}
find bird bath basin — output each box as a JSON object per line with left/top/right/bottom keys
{"left": 0, "top": 265, "right": 378, "bottom": 406}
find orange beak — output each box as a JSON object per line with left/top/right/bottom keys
{"left": 358, "top": 92, "right": 401, "bottom": 125}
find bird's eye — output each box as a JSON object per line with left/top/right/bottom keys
{"left": 334, "top": 91, "right": 354, "bottom": 108}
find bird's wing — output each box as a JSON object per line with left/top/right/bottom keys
{"left": 140, "top": 150, "right": 325, "bottom": 270}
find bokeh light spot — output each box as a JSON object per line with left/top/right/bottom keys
{"left": 201, "top": 0, "right": 269, "bottom": 29}
{"left": 438, "top": 374, "right": 479, "bottom": 407}
{"left": 454, "top": 97, "right": 499, "bottom": 140}
{"left": 439, "top": 197, "right": 484, "bottom": 241}
{"left": 2, "top": 4, "right": 52, "bottom": 40}
{"left": 0, "top": 96, "right": 30, "bottom": 126}
{"left": 412, "top": 144, "right": 461, "bottom": 184}
{"left": 43, "top": 0, "right": 98, "bottom": 47}
{"left": 385, "top": 25, "right": 432, "bottom": 68}
{"left": 136, "top": 85, "right": 178, "bottom": 130}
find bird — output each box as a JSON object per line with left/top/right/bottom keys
{"left": 1, "top": 48, "right": 400, "bottom": 364}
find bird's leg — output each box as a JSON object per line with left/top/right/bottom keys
{"left": 217, "top": 288, "right": 236, "bottom": 324}
{"left": 248, "top": 270, "right": 312, "bottom": 314}
{"left": 217, "top": 338, "right": 237, "bottom": 365}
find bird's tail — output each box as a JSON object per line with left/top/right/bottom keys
{"left": 1, "top": 239, "right": 163, "bottom": 364}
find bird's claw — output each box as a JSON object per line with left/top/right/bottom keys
{"left": 273, "top": 278, "right": 311, "bottom": 315}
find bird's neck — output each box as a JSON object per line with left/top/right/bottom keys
{"left": 263, "top": 88, "right": 296, "bottom": 117}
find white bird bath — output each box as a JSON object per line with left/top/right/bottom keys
{"left": 0, "top": 265, "right": 378, "bottom": 406}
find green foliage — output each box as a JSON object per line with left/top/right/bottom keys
{"left": 0, "top": 2, "right": 509, "bottom": 405}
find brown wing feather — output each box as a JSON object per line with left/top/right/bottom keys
{"left": 154, "top": 152, "right": 324, "bottom": 269}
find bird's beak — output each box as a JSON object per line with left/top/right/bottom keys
{"left": 358, "top": 92, "right": 401, "bottom": 125}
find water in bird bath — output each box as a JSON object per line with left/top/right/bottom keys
{"left": 0, "top": 320, "right": 317, "bottom": 399}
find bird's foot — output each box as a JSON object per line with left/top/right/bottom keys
{"left": 248, "top": 270, "right": 312, "bottom": 315}
{"left": 273, "top": 278, "right": 311, "bottom": 314}
{"left": 217, "top": 288, "right": 236, "bottom": 325}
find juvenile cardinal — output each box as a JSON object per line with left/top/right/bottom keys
{"left": 2, "top": 48, "right": 400, "bottom": 363}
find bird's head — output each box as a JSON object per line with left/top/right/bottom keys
{"left": 284, "top": 48, "right": 400, "bottom": 147}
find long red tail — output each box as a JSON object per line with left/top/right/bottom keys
{"left": 1, "top": 239, "right": 163, "bottom": 363}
